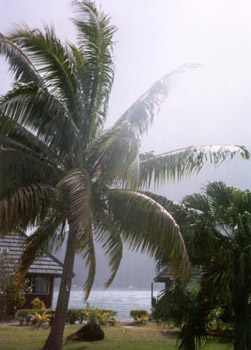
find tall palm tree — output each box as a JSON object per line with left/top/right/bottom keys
{"left": 0, "top": 2, "right": 249, "bottom": 349}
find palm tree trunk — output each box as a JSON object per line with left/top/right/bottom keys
{"left": 43, "top": 223, "right": 77, "bottom": 350}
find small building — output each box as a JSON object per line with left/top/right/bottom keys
{"left": 151, "top": 267, "right": 203, "bottom": 306}
{"left": 0, "top": 234, "right": 64, "bottom": 308}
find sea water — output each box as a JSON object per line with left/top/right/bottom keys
{"left": 53, "top": 286, "right": 162, "bottom": 321}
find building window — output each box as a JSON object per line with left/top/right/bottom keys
{"left": 32, "top": 276, "right": 49, "bottom": 294}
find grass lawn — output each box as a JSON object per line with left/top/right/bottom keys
{"left": 0, "top": 322, "right": 232, "bottom": 350}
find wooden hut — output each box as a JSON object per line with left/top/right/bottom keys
{"left": 151, "top": 267, "right": 203, "bottom": 306}
{"left": 0, "top": 234, "right": 64, "bottom": 308}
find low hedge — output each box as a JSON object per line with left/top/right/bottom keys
{"left": 16, "top": 308, "right": 117, "bottom": 325}
{"left": 130, "top": 309, "right": 149, "bottom": 320}
{"left": 16, "top": 309, "right": 54, "bottom": 325}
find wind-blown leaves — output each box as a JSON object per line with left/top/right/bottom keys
{"left": 72, "top": 0, "right": 115, "bottom": 141}
{"left": 105, "top": 189, "right": 191, "bottom": 279}
{"left": 139, "top": 145, "right": 250, "bottom": 186}
{"left": 0, "top": 34, "right": 44, "bottom": 86}
{"left": 0, "top": 150, "right": 59, "bottom": 198}
{"left": 115, "top": 64, "right": 199, "bottom": 135}
{"left": 16, "top": 214, "right": 65, "bottom": 284}
{"left": 0, "top": 183, "right": 54, "bottom": 232}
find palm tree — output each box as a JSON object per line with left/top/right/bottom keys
{"left": 0, "top": 2, "right": 249, "bottom": 349}
{"left": 182, "top": 182, "right": 251, "bottom": 350}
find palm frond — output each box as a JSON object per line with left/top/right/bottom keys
{"left": 8, "top": 25, "right": 79, "bottom": 112}
{"left": 0, "top": 34, "right": 44, "bottom": 86}
{"left": 16, "top": 214, "right": 65, "bottom": 284}
{"left": 0, "top": 183, "right": 55, "bottom": 232}
{"left": 87, "top": 123, "right": 140, "bottom": 185}
{"left": 57, "top": 169, "right": 92, "bottom": 233}
{"left": 72, "top": 0, "right": 116, "bottom": 141}
{"left": 115, "top": 65, "right": 198, "bottom": 135}
{"left": 0, "top": 83, "right": 79, "bottom": 158}
{"left": 0, "top": 113, "right": 62, "bottom": 165}
{"left": 139, "top": 144, "right": 250, "bottom": 186}
{"left": 182, "top": 193, "right": 211, "bottom": 214}
{"left": 95, "top": 223, "right": 123, "bottom": 289}
{"left": 0, "top": 149, "right": 59, "bottom": 197}
{"left": 105, "top": 189, "right": 190, "bottom": 279}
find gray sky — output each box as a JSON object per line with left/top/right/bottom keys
{"left": 0, "top": 0, "right": 250, "bottom": 199}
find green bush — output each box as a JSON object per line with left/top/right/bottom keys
{"left": 130, "top": 309, "right": 148, "bottom": 320}
{"left": 82, "top": 304, "right": 117, "bottom": 326}
{"left": 16, "top": 309, "right": 54, "bottom": 325}
{"left": 31, "top": 297, "right": 45, "bottom": 309}
{"left": 65, "top": 309, "right": 84, "bottom": 324}
{"left": 16, "top": 307, "right": 117, "bottom": 326}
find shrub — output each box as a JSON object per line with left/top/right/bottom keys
{"left": 16, "top": 308, "right": 54, "bottom": 325}
{"left": 130, "top": 309, "right": 149, "bottom": 321}
{"left": 66, "top": 309, "right": 84, "bottom": 324}
{"left": 31, "top": 297, "right": 46, "bottom": 310}
{"left": 83, "top": 304, "right": 117, "bottom": 326}
{"left": 0, "top": 250, "right": 28, "bottom": 320}
{"left": 29, "top": 311, "right": 51, "bottom": 328}
{"left": 135, "top": 315, "right": 149, "bottom": 325}
{"left": 16, "top": 309, "right": 31, "bottom": 325}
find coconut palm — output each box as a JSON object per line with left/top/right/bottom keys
{"left": 0, "top": 2, "right": 249, "bottom": 349}
{"left": 182, "top": 182, "right": 251, "bottom": 350}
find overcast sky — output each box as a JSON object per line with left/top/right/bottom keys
{"left": 0, "top": 0, "right": 250, "bottom": 200}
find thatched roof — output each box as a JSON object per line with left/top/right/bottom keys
{"left": 0, "top": 234, "right": 63, "bottom": 277}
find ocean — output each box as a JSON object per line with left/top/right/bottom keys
{"left": 53, "top": 286, "right": 162, "bottom": 321}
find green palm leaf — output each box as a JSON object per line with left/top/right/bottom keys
{"left": 115, "top": 65, "right": 198, "bottom": 135}
{"left": 0, "top": 150, "right": 59, "bottom": 197}
{"left": 16, "top": 214, "right": 65, "bottom": 284}
{"left": 8, "top": 25, "right": 78, "bottom": 113}
{"left": 96, "top": 222, "right": 123, "bottom": 289}
{"left": 72, "top": 0, "right": 115, "bottom": 141}
{"left": 0, "top": 183, "right": 54, "bottom": 232}
{"left": 105, "top": 189, "right": 190, "bottom": 279}
{"left": 0, "top": 113, "right": 61, "bottom": 164}
{"left": 0, "top": 34, "right": 44, "bottom": 86}
{"left": 140, "top": 145, "right": 250, "bottom": 186}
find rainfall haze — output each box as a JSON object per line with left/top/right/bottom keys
{"left": 0, "top": 0, "right": 250, "bottom": 289}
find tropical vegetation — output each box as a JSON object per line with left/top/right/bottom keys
{"left": 0, "top": 1, "right": 249, "bottom": 349}
{"left": 153, "top": 182, "right": 251, "bottom": 350}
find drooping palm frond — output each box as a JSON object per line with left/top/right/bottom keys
{"left": 105, "top": 189, "right": 190, "bottom": 279}
{"left": 72, "top": 0, "right": 116, "bottom": 141}
{"left": 0, "top": 113, "right": 61, "bottom": 164}
{"left": 0, "top": 183, "right": 55, "bottom": 232}
{"left": 0, "top": 34, "right": 44, "bottom": 86}
{"left": 139, "top": 145, "right": 250, "bottom": 186}
{"left": 0, "top": 83, "right": 79, "bottom": 158}
{"left": 0, "top": 150, "right": 59, "bottom": 197}
{"left": 95, "top": 220, "right": 123, "bottom": 289}
{"left": 16, "top": 214, "right": 66, "bottom": 284}
{"left": 115, "top": 65, "right": 198, "bottom": 135}
{"left": 57, "top": 169, "right": 92, "bottom": 233}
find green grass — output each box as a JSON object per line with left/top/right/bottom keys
{"left": 0, "top": 323, "right": 232, "bottom": 350}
